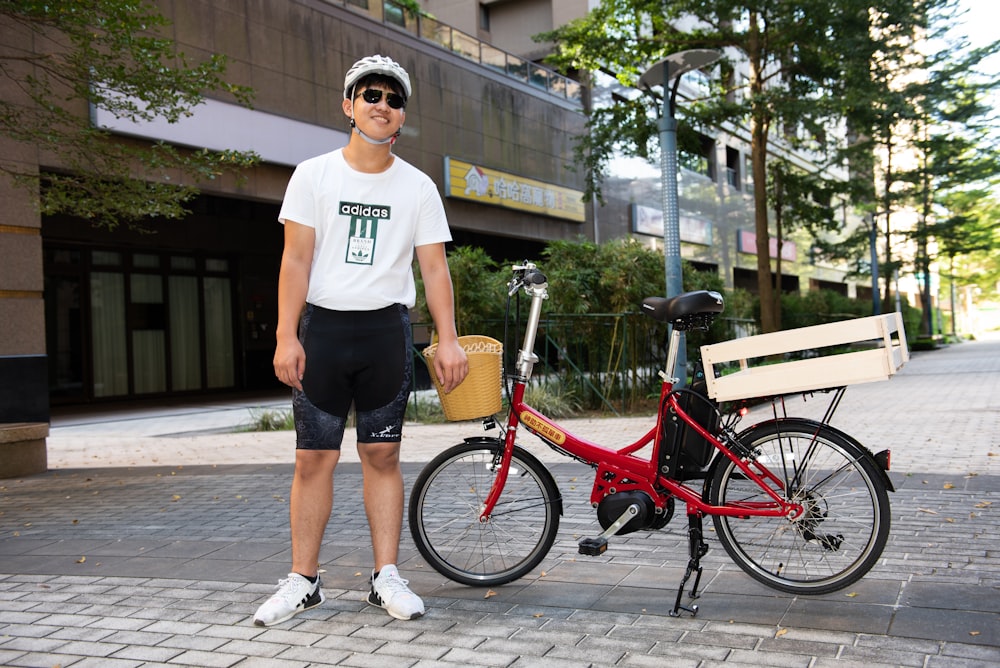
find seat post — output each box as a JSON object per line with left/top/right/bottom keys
{"left": 662, "top": 326, "right": 683, "bottom": 385}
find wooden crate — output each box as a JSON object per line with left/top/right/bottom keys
{"left": 700, "top": 312, "right": 908, "bottom": 402}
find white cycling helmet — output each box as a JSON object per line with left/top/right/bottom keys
{"left": 344, "top": 54, "right": 412, "bottom": 100}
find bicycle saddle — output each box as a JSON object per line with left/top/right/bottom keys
{"left": 641, "top": 291, "right": 724, "bottom": 328}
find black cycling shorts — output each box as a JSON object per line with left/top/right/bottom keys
{"left": 292, "top": 303, "right": 412, "bottom": 449}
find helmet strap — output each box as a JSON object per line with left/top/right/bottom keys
{"left": 349, "top": 83, "right": 401, "bottom": 146}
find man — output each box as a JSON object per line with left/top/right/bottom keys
{"left": 253, "top": 54, "right": 468, "bottom": 626}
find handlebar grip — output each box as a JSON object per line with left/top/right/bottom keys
{"left": 524, "top": 269, "right": 547, "bottom": 285}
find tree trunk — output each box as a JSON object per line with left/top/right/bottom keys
{"left": 748, "top": 10, "right": 777, "bottom": 334}
{"left": 773, "top": 166, "right": 784, "bottom": 330}
{"left": 918, "top": 123, "right": 934, "bottom": 337}
{"left": 881, "top": 129, "right": 894, "bottom": 310}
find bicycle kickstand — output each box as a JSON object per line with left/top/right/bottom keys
{"left": 671, "top": 511, "right": 709, "bottom": 617}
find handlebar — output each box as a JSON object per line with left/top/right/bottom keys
{"left": 509, "top": 262, "right": 547, "bottom": 296}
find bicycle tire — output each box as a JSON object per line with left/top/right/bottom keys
{"left": 408, "top": 441, "right": 561, "bottom": 587}
{"left": 708, "top": 419, "right": 891, "bottom": 595}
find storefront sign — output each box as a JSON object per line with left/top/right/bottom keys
{"left": 738, "top": 229, "right": 797, "bottom": 261}
{"left": 631, "top": 204, "right": 713, "bottom": 245}
{"left": 444, "top": 157, "right": 586, "bottom": 222}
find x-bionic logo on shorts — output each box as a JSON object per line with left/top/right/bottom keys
{"left": 340, "top": 201, "right": 391, "bottom": 265}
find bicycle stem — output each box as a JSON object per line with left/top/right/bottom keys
{"left": 514, "top": 272, "right": 547, "bottom": 381}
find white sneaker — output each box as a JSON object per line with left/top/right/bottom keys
{"left": 367, "top": 565, "right": 425, "bottom": 620}
{"left": 253, "top": 573, "right": 324, "bottom": 626}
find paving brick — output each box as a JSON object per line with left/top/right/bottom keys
{"left": 59, "top": 657, "right": 144, "bottom": 668}
{"left": 0, "top": 635, "right": 67, "bottom": 653}
{"left": 619, "top": 651, "right": 701, "bottom": 667}
{"left": 438, "top": 646, "right": 519, "bottom": 666}
{"left": 0, "top": 622, "right": 61, "bottom": 638}
{"left": 836, "top": 643, "right": 932, "bottom": 666}
{"left": 232, "top": 657, "right": 313, "bottom": 668}
{"left": 50, "top": 639, "right": 128, "bottom": 657}
{"left": 275, "top": 644, "right": 353, "bottom": 665}
{"left": 726, "top": 647, "right": 813, "bottom": 666}
{"left": 48, "top": 625, "right": 117, "bottom": 642}
{"left": 374, "top": 639, "right": 450, "bottom": 661}
{"left": 5, "top": 652, "right": 82, "bottom": 668}
{"left": 156, "top": 633, "right": 232, "bottom": 652}
{"left": 939, "top": 642, "right": 1000, "bottom": 663}
{"left": 110, "top": 644, "right": 185, "bottom": 663}
{"left": 165, "top": 649, "right": 246, "bottom": 667}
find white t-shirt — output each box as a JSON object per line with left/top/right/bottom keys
{"left": 278, "top": 149, "right": 452, "bottom": 310}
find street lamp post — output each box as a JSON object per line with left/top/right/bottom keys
{"left": 639, "top": 49, "right": 722, "bottom": 385}
{"left": 869, "top": 214, "right": 880, "bottom": 316}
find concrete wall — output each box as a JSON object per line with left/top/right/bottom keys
{"left": 0, "top": 16, "right": 47, "bottom": 420}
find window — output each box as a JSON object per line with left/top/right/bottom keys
{"left": 679, "top": 133, "right": 716, "bottom": 180}
{"left": 383, "top": 0, "right": 405, "bottom": 26}
{"left": 726, "top": 146, "right": 741, "bottom": 190}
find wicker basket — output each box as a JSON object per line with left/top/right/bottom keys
{"left": 423, "top": 335, "right": 503, "bottom": 421}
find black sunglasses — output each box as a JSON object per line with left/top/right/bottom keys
{"left": 359, "top": 88, "right": 406, "bottom": 109}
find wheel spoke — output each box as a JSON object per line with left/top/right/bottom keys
{"left": 409, "top": 445, "right": 560, "bottom": 587}
{"left": 711, "top": 420, "right": 890, "bottom": 594}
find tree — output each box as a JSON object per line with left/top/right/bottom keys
{"left": 539, "top": 0, "right": 946, "bottom": 332}
{"left": 929, "top": 188, "right": 999, "bottom": 336}
{"left": 540, "top": 0, "right": 909, "bottom": 333}
{"left": 818, "top": 0, "right": 1000, "bottom": 329}
{"left": 0, "top": 0, "right": 257, "bottom": 229}
{"left": 904, "top": 43, "right": 1000, "bottom": 336}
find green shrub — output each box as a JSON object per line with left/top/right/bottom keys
{"left": 406, "top": 394, "right": 447, "bottom": 423}
{"left": 523, "top": 378, "right": 582, "bottom": 418}
{"left": 244, "top": 407, "right": 294, "bottom": 431}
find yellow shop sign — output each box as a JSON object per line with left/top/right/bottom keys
{"left": 444, "top": 157, "right": 585, "bottom": 223}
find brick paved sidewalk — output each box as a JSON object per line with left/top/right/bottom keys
{"left": 2, "top": 336, "right": 998, "bottom": 666}
{"left": 1, "top": 462, "right": 997, "bottom": 667}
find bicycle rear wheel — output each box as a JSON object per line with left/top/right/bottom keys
{"left": 709, "top": 419, "right": 890, "bottom": 595}
{"left": 408, "top": 441, "right": 561, "bottom": 587}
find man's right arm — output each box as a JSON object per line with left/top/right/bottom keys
{"left": 273, "top": 220, "right": 315, "bottom": 390}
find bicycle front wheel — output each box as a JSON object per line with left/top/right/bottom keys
{"left": 408, "top": 441, "right": 561, "bottom": 587}
{"left": 709, "top": 419, "right": 891, "bottom": 595}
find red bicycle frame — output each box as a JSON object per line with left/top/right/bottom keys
{"left": 478, "top": 265, "right": 804, "bottom": 525}
{"left": 479, "top": 377, "right": 804, "bottom": 524}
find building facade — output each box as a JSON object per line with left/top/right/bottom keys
{"left": 1, "top": 0, "right": 880, "bottom": 425}
{"left": 0, "top": 0, "right": 590, "bottom": 418}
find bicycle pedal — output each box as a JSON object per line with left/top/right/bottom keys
{"left": 578, "top": 537, "right": 608, "bottom": 556}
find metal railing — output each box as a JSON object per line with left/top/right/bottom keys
{"left": 409, "top": 314, "right": 758, "bottom": 417}
{"left": 326, "top": 0, "right": 583, "bottom": 105}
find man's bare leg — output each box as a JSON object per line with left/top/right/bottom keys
{"left": 290, "top": 449, "right": 340, "bottom": 577}
{"left": 357, "top": 441, "right": 403, "bottom": 570}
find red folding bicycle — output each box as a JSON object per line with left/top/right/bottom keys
{"left": 409, "top": 262, "right": 894, "bottom": 616}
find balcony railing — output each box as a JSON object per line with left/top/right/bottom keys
{"left": 326, "top": 0, "right": 583, "bottom": 106}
